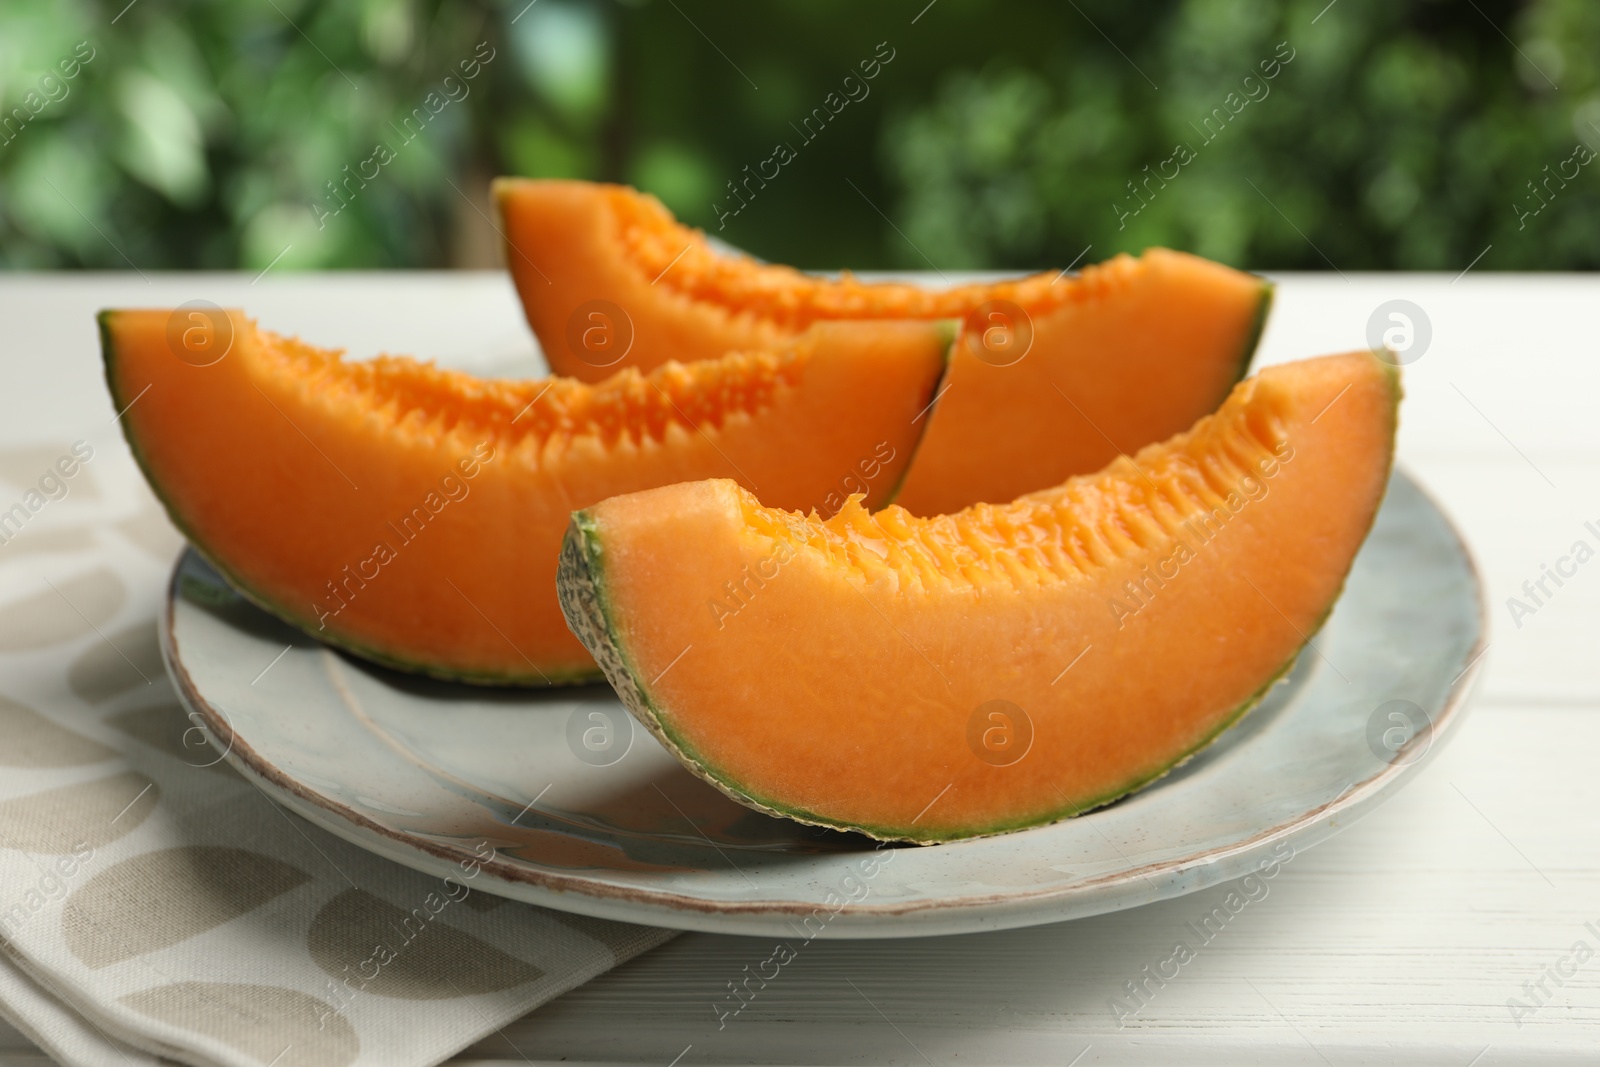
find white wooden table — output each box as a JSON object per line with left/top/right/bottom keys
{"left": 1, "top": 271, "right": 1593, "bottom": 1065}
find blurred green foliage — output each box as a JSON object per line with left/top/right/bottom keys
{"left": 1, "top": 0, "right": 1597, "bottom": 272}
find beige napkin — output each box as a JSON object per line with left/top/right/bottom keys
{"left": 0, "top": 438, "right": 676, "bottom": 1067}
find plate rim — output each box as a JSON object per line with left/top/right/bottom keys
{"left": 161, "top": 468, "right": 1489, "bottom": 937}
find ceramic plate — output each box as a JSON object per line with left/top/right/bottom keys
{"left": 161, "top": 470, "right": 1485, "bottom": 939}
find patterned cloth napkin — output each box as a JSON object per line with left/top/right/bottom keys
{"left": 0, "top": 437, "right": 677, "bottom": 1067}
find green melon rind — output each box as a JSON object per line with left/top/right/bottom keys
{"left": 875, "top": 319, "right": 958, "bottom": 511}
{"left": 558, "top": 349, "right": 1401, "bottom": 844}
{"left": 98, "top": 310, "right": 600, "bottom": 688}
{"left": 1238, "top": 279, "right": 1275, "bottom": 383}
{"left": 1202, "top": 275, "right": 1274, "bottom": 415}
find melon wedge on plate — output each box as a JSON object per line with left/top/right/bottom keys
{"left": 558, "top": 351, "right": 1400, "bottom": 841}
{"left": 495, "top": 178, "right": 1273, "bottom": 514}
{"left": 99, "top": 311, "right": 951, "bottom": 685}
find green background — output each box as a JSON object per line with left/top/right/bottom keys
{"left": 2, "top": 0, "right": 1597, "bottom": 273}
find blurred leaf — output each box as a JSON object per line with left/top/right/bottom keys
{"left": 114, "top": 69, "right": 209, "bottom": 205}
{"left": 630, "top": 141, "right": 715, "bottom": 219}
{"left": 510, "top": 0, "right": 608, "bottom": 124}
{"left": 0, "top": 0, "right": 1597, "bottom": 271}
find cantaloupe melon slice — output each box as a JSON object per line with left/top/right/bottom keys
{"left": 495, "top": 178, "right": 1273, "bottom": 514}
{"left": 559, "top": 352, "right": 1399, "bottom": 841}
{"left": 100, "top": 311, "right": 952, "bottom": 684}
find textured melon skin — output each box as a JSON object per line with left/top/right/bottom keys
{"left": 557, "top": 354, "right": 1401, "bottom": 843}
{"left": 101, "top": 311, "right": 952, "bottom": 686}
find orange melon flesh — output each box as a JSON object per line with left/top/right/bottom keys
{"left": 496, "top": 178, "right": 1272, "bottom": 514}
{"left": 559, "top": 352, "right": 1399, "bottom": 841}
{"left": 100, "top": 312, "right": 951, "bottom": 684}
